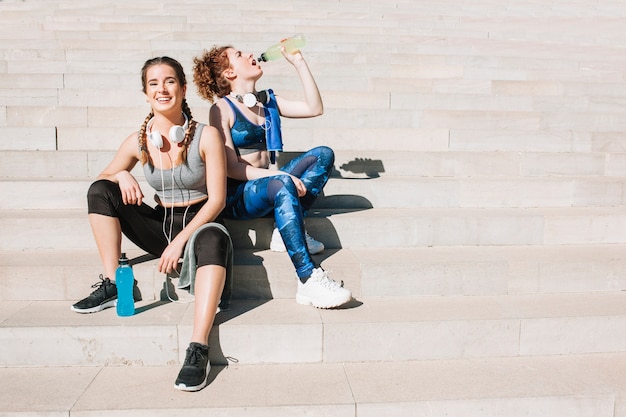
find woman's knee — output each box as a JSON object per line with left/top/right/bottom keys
{"left": 313, "top": 145, "right": 335, "bottom": 166}
{"left": 316, "top": 145, "right": 334, "bottom": 158}
{"left": 87, "top": 179, "right": 120, "bottom": 215}
{"left": 87, "top": 179, "right": 116, "bottom": 198}
{"left": 267, "top": 175, "right": 298, "bottom": 199}
{"left": 194, "top": 227, "right": 230, "bottom": 268}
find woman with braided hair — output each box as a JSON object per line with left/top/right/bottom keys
{"left": 72, "top": 56, "right": 229, "bottom": 392}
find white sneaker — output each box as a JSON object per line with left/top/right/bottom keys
{"left": 270, "top": 227, "right": 325, "bottom": 255}
{"left": 296, "top": 268, "right": 352, "bottom": 309}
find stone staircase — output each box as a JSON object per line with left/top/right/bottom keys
{"left": 2, "top": 0, "right": 626, "bottom": 415}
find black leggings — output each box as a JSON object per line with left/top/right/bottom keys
{"left": 87, "top": 179, "right": 229, "bottom": 268}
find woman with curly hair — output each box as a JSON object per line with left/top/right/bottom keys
{"left": 72, "top": 56, "right": 230, "bottom": 392}
{"left": 192, "top": 44, "right": 352, "bottom": 309}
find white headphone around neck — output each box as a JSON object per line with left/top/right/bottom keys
{"left": 230, "top": 90, "right": 269, "bottom": 108}
{"left": 147, "top": 113, "right": 189, "bottom": 149}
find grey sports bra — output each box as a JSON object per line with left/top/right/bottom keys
{"left": 143, "top": 123, "right": 208, "bottom": 204}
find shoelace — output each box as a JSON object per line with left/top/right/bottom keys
{"left": 89, "top": 274, "right": 110, "bottom": 295}
{"left": 314, "top": 270, "right": 344, "bottom": 290}
{"left": 184, "top": 346, "right": 206, "bottom": 366}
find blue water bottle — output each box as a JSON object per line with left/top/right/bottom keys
{"left": 115, "top": 253, "right": 135, "bottom": 317}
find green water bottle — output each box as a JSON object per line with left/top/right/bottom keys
{"left": 257, "top": 34, "right": 306, "bottom": 62}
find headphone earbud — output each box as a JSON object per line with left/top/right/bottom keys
{"left": 242, "top": 93, "right": 258, "bottom": 108}
{"left": 231, "top": 90, "right": 269, "bottom": 108}
{"left": 147, "top": 132, "right": 161, "bottom": 149}
{"left": 147, "top": 114, "right": 189, "bottom": 149}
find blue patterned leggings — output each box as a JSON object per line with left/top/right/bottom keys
{"left": 222, "top": 146, "right": 334, "bottom": 279}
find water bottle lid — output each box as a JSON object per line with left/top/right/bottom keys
{"left": 119, "top": 252, "right": 129, "bottom": 264}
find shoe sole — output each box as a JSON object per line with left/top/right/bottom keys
{"left": 296, "top": 293, "right": 352, "bottom": 309}
{"left": 70, "top": 299, "right": 117, "bottom": 314}
{"left": 174, "top": 380, "right": 208, "bottom": 392}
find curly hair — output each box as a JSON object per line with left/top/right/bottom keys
{"left": 192, "top": 45, "right": 233, "bottom": 103}
{"left": 137, "top": 56, "right": 197, "bottom": 165}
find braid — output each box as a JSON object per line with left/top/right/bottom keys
{"left": 139, "top": 111, "right": 154, "bottom": 165}
{"left": 177, "top": 99, "right": 196, "bottom": 164}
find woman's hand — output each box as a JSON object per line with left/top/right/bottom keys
{"left": 281, "top": 46, "right": 305, "bottom": 66}
{"left": 289, "top": 174, "right": 307, "bottom": 197}
{"left": 115, "top": 171, "right": 144, "bottom": 206}
{"left": 158, "top": 238, "right": 186, "bottom": 274}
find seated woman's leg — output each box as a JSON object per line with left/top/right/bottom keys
{"left": 223, "top": 175, "right": 316, "bottom": 280}
{"left": 87, "top": 180, "right": 127, "bottom": 278}
{"left": 224, "top": 176, "right": 352, "bottom": 309}
{"left": 73, "top": 179, "right": 163, "bottom": 313}
{"left": 279, "top": 145, "right": 334, "bottom": 212}
{"left": 267, "top": 175, "right": 316, "bottom": 279}
{"left": 175, "top": 226, "right": 229, "bottom": 392}
{"left": 190, "top": 226, "right": 229, "bottom": 344}
{"left": 88, "top": 179, "right": 169, "bottom": 262}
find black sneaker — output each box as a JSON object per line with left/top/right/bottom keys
{"left": 71, "top": 275, "right": 142, "bottom": 314}
{"left": 71, "top": 275, "right": 117, "bottom": 313}
{"left": 174, "top": 342, "right": 210, "bottom": 392}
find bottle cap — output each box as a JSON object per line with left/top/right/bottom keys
{"left": 119, "top": 253, "right": 129, "bottom": 264}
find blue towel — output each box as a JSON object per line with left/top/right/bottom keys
{"left": 264, "top": 89, "right": 283, "bottom": 164}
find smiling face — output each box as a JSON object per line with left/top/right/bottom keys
{"left": 143, "top": 63, "right": 186, "bottom": 115}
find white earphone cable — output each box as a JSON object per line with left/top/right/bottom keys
{"left": 157, "top": 150, "right": 170, "bottom": 244}
{"left": 151, "top": 117, "right": 195, "bottom": 304}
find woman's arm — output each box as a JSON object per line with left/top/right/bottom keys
{"left": 274, "top": 51, "right": 323, "bottom": 118}
{"left": 97, "top": 132, "right": 143, "bottom": 206}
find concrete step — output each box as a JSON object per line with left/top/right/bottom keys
{"left": 2, "top": 175, "right": 624, "bottom": 210}
{"left": 2, "top": 148, "right": 623, "bottom": 214}
{"left": 6, "top": 125, "right": 626, "bottom": 156}
{"left": 7, "top": 150, "right": 623, "bottom": 179}
{"left": 8, "top": 122, "right": 624, "bottom": 154}
{"left": 2, "top": 245, "right": 625, "bottom": 302}
{"left": 3, "top": 292, "right": 626, "bottom": 367}
{"left": 0, "top": 149, "right": 604, "bottom": 181}
{"left": 9, "top": 82, "right": 626, "bottom": 126}
{"left": 2, "top": 206, "right": 625, "bottom": 252}
{"left": 3, "top": 352, "right": 626, "bottom": 416}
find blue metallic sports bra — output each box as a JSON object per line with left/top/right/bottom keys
{"left": 224, "top": 96, "right": 266, "bottom": 155}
